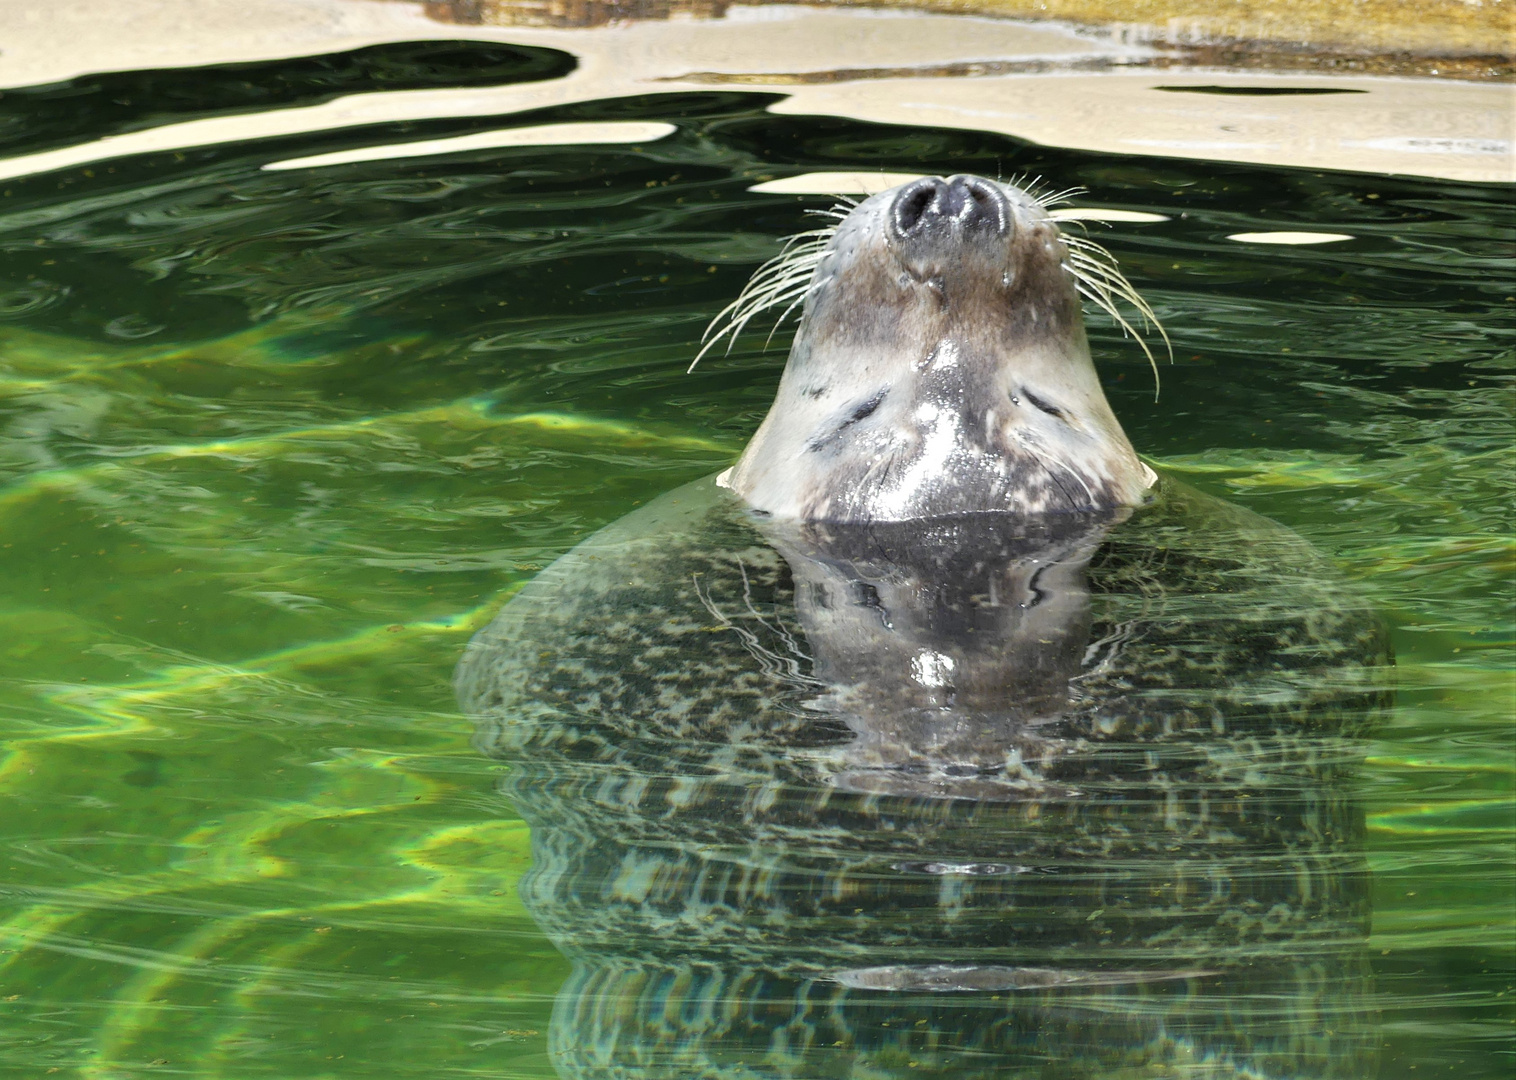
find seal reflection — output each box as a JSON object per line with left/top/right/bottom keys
{"left": 458, "top": 477, "right": 1385, "bottom": 1080}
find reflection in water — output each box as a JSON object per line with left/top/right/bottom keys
{"left": 459, "top": 473, "right": 1390, "bottom": 1079}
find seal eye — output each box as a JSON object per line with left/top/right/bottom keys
{"left": 848, "top": 393, "right": 884, "bottom": 424}
{"left": 807, "top": 390, "right": 887, "bottom": 452}
{"left": 1021, "top": 388, "right": 1065, "bottom": 421}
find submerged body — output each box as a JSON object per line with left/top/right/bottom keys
{"left": 458, "top": 477, "right": 1387, "bottom": 1078}
{"left": 457, "top": 176, "right": 1390, "bottom": 1078}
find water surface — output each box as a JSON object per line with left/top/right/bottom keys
{"left": 0, "top": 40, "right": 1510, "bottom": 1079}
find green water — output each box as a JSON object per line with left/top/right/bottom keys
{"left": 0, "top": 40, "right": 1510, "bottom": 1079}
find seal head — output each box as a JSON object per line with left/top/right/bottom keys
{"left": 724, "top": 175, "right": 1153, "bottom": 522}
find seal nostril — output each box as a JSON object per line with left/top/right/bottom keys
{"left": 891, "top": 178, "right": 945, "bottom": 238}
{"left": 892, "top": 176, "right": 1011, "bottom": 243}
{"left": 949, "top": 175, "right": 1011, "bottom": 238}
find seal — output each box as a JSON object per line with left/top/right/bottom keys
{"left": 717, "top": 174, "right": 1159, "bottom": 521}
{"left": 456, "top": 176, "right": 1391, "bottom": 1079}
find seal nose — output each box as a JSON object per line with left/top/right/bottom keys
{"left": 890, "top": 175, "right": 1010, "bottom": 242}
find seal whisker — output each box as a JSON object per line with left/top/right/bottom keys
{"left": 1008, "top": 175, "right": 1087, "bottom": 210}
{"left": 1059, "top": 234, "right": 1171, "bottom": 397}
{"left": 807, "top": 199, "right": 862, "bottom": 222}
{"left": 764, "top": 282, "right": 825, "bottom": 347}
{"left": 1006, "top": 172, "right": 1042, "bottom": 197}
{"left": 1037, "top": 186, "right": 1088, "bottom": 209}
{"left": 1060, "top": 462, "right": 1098, "bottom": 505}
{"left": 1065, "top": 255, "right": 1154, "bottom": 317}
{"left": 692, "top": 278, "right": 815, "bottom": 371}
{"left": 1072, "top": 279, "right": 1164, "bottom": 397}
{"left": 689, "top": 222, "right": 839, "bottom": 372}
{"left": 1073, "top": 266, "right": 1167, "bottom": 354}
{"left": 736, "top": 274, "right": 816, "bottom": 323}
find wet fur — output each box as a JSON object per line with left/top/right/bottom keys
{"left": 726, "top": 178, "right": 1153, "bottom": 521}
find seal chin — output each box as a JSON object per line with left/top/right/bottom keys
{"left": 725, "top": 174, "right": 1154, "bottom": 523}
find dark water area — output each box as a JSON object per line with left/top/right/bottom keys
{"left": 0, "top": 39, "right": 1510, "bottom": 1079}
{"left": 0, "top": 40, "right": 576, "bottom": 159}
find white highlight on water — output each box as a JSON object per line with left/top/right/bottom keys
{"left": 1226, "top": 231, "right": 1355, "bottom": 245}
{"left": 263, "top": 122, "right": 677, "bottom": 170}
